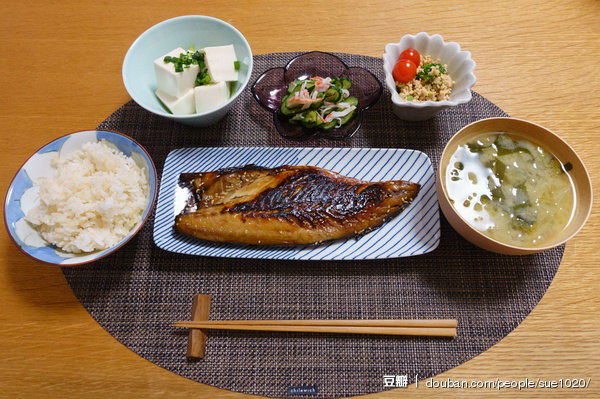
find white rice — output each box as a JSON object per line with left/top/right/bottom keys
{"left": 26, "top": 140, "right": 148, "bottom": 253}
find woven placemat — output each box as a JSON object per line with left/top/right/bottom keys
{"left": 63, "top": 53, "right": 563, "bottom": 398}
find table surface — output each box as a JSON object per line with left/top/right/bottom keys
{"left": 1, "top": 1, "right": 599, "bottom": 397}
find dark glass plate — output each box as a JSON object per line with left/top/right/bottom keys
{"left": 251, "top": 52, "right": 383, "bottom": 140}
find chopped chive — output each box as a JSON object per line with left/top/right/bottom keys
{"left": 164, "top": 51, "right": 205, "bottom": 72}
{"left": 234, "top": 60, "right": 240, "bottom": 71}
{"left": 406, "top": 95, "right": 414, "bottom": 101}
{"left": 195, "top": 71, "right": 212, "bottom": 86}
{"left": 416, "top": 62, "right": 446, "bottom": 83}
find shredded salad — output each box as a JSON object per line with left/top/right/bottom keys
{"left": 280, "top": 77, "right": 358, "bottom": 130}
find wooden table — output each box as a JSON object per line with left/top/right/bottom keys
{"left": 1, "top": 1, "right": 598, "bottom": 397}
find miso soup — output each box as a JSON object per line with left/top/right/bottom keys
{"left": 445, "top": 132, "right": 575, "bottom": 248}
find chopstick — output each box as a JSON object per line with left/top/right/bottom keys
{"left": 173, "top": 319, "right": 457, "bottom": 337}
{"left": 175, "top": 319, "right": 456, "bottom": 328}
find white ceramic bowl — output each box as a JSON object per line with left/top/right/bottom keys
{"left": 4, "top": 130, "right": 158, "bottom": 266}
{"left": 383, "top": 32, "right": 476, "bottom": 121}
{"left": 123, "top": 15, "right": 253, "bottom": 127}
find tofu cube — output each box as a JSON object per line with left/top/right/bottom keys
{"left": 194, "top": 82, "right": 230, "bottom": 113}
{"left": 156, "top": 89, "right": 196, "bottom": 115}
{"left": 203, "top": 45, "right": 239, "bottom": 82}
{"left": 154, "top": 48, "right": 199, "bottom": 98}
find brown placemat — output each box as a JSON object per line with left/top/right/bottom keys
{"left": 62, "top": 53, "right": 563, "bottom": 398}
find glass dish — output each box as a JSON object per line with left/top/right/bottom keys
{"left": 251, "top": 52, "right": 382, "bottom": 140}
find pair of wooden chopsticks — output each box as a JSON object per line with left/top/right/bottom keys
{"left": 177, "top": 295, "right": 457, "bottom": 358}
{"left": 173, "top": 319, "right": 457, "bottom": 337}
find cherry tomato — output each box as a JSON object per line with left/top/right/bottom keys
{"left": 398, "top": 48, "right": 421, "bottom": 67}
{"left": 392, "top": 59, "right": 417, "bottom": 83}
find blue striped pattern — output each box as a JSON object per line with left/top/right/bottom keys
{"left": 153, "top": 147, "right": 440, "bottom": 260}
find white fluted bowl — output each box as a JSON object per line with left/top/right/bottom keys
{"left": 383, "top": 33, "right": 476, "bottom": 121}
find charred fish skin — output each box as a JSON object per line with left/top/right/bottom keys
{"left": 175, "top": 165, "right": 420, "bottom": 246}
{"left": 226, "top": 168, "right": 405, "bottom": 227}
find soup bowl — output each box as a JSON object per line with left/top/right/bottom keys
{"left": 436, "top": 117, "right": 592, "bottom": 255}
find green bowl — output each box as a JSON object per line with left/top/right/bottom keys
{"left": 122, "top": 15, "right": 253, "bottom": 127}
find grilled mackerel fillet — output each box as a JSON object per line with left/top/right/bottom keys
{"left": 175, "top": 164, "right": 420, "bottom": 246}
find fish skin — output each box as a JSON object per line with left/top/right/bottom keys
{"left": 175, "top": 165, "right": 420, "bottom": 246}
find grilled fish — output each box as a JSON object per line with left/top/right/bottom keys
{"left": 175, "top": 165, "right": 420, "bottom": 246}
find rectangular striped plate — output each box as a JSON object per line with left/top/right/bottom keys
{"left": 153, "top": 147, "right": 440, "bottom": 260}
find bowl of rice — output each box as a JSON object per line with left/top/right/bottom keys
{"left": 383, "top": 32, "right": 476, "bottom": 121}
{"left": 4, "top": 130, "right": 157, "bottom": 266}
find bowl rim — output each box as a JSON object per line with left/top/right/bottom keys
{"left": 382, "top": 32, "right": 476, "bottom": 109}
{"left": 437, "top": 116, "right": 593, "bottom": 253}
{"left": 3, "top": 129, "right": 159, "bottom": 267}
{"left": 122, "top": 15, "right": 253, "bottom": 119}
